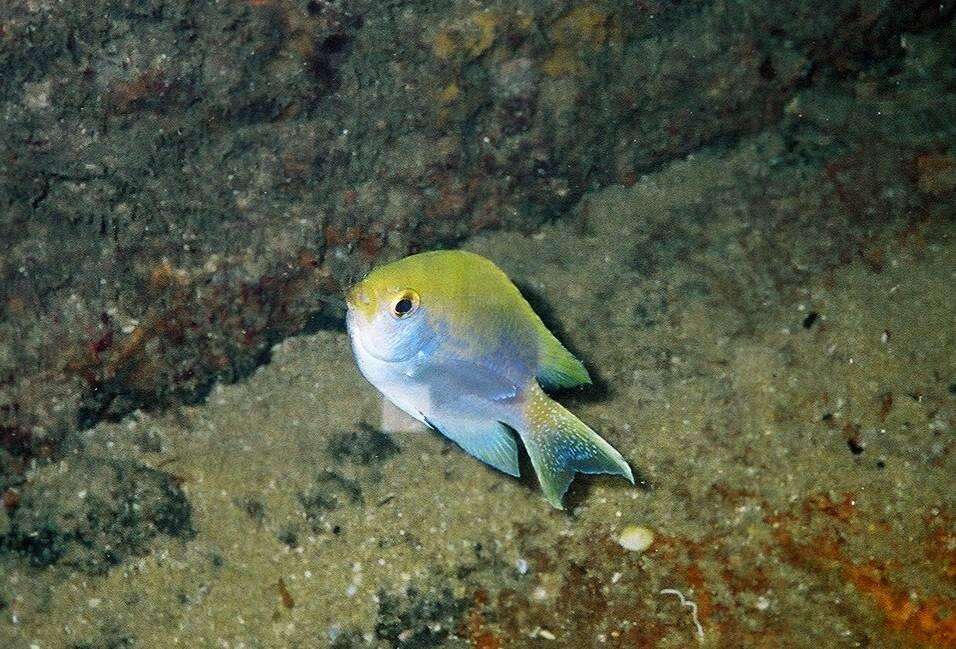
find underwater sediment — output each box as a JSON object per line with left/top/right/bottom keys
{"left": 1, "top": 0, "right": 954, "bottom": 647}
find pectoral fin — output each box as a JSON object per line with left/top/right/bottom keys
{"left": 426, "top": 358, "right": 520, "bottom": 403}
{"left": 424, "top": 414, "right": 520, "bottom": 477}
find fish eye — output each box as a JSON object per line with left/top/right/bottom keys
{"left": 391, "top": 290, "right": 419, "bottom": 318}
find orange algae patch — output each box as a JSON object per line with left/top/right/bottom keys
{"left": 684, "top": 563, "right": 714, "bottom": 623}
{"left": 925, "top": 520, "right": 956, "bottom": 581}
{"left": 276, "top": 577, "right": 295, "bottom": 609}
{"left": 768, "top": 495, "right": 956, "bottom": 648}
{"left": 461, "top": 589, "right": 502, "bottom": 649}
{"left": 846, "top": 563, "right": 955, "bottom": 648}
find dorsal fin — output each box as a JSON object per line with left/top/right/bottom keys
{"left": 536, "top": 331, "right": 591, "bottom": 390}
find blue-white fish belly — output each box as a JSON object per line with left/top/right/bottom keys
{"left": 348, "top": 320, "right": 430, "bottom": 426}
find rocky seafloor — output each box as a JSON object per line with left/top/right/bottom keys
{"left": 1, "top": 1, "right": 955, "bottom": 648}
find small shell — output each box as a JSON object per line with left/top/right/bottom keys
{"left": 618, "top": 525, "right": 655, "bottom": 552}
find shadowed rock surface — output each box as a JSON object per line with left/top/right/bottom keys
{"left": 1, "top": 455, "right": 193, "bottom": 574}
{"left": 2, "top": 0, "right": 953, "bottom": 464}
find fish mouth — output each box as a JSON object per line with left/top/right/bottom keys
{"left": 344, "top": 283, "right": 359, "bottom": 309}
{"left": 344, "top": 280, "right": 365, "bottom": 308}
{"left": 345, "top": 281, "right": 377, "bottom": 320}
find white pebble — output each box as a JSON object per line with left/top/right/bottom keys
{"left": 618, "top": 525, "right": 654, "bottom": 552}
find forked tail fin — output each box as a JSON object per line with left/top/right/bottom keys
{"left": 515, "top": 387, "right": 633, "bottom": 509}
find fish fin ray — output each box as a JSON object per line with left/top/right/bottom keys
{"left": 426, "top": 414, "right": 520, "bottom": 477}
{"left": 428, "top": 358, "right": 519, "bottom": 403}
{"left": 515, "top": 389, "right": 633, "bottom": 509}
{"left": 536, "top": 334, "right": 591, "bottom": 390}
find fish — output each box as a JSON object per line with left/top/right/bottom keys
{"left": 345, "top": 249, "right": 633, "bottom": 509}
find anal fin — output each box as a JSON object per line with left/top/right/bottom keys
{"left": 424, "top": 414, "right": 520, "bottom": 477}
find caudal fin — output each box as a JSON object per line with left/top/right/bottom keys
{"left": 515, "top": 388, "right": 634, "bottom": 509}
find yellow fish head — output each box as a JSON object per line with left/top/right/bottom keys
{"left": 345, "top": 271, "right": 427, "bottom": 363}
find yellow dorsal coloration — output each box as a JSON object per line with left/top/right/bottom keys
{"left": 357, "top": 250, "right": 591, "bottom": 390}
